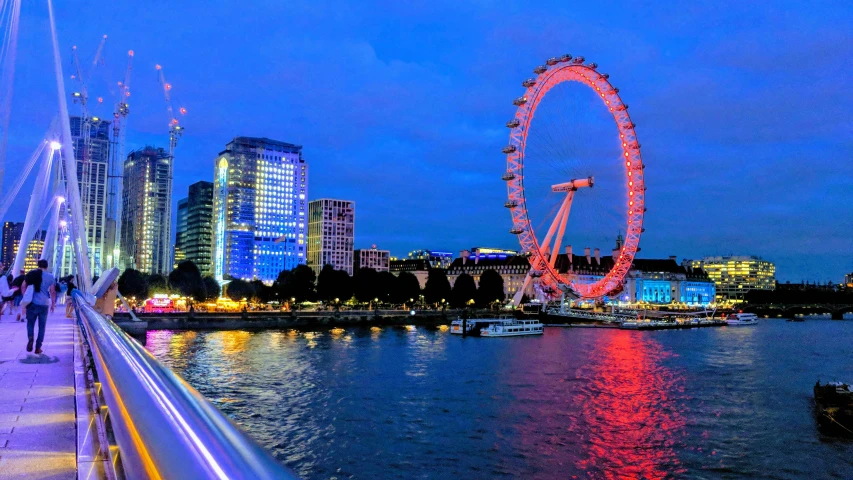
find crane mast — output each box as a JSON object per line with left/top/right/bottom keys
{"left": 155, "top": 64, "right": 185, "bottom": 273}
{"left": 107, "top": 50, "right": 133, "bottom": 268}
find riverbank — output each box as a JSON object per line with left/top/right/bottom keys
{"left": 112, "top": 309, "right": 500, "bottom": 334}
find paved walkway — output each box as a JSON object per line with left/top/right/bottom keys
{"left": 0, "top": 308, "right": 77, "bottom": 479}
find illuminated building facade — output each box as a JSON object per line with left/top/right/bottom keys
{"left": 470, "top": 247, "right": 518, "bottom": 256}
{"left": 120, "top": 147, "right": 173, "bottom": 275}
{"left": 1, "top": 222, "right": 24, "bottom": 270}
{"left": 212, "top": 137, "right": 307, "bottom": 283}
{"left": 175, "top": 181, "right": 213, "bottom": 275}
{"left": 845, "top": 272, "right": 853, "bottom": 289}
{"left": 549, "top": 246, "right": 716, "bottom": 306}
{"left": 684, "top": 255, "right": 775, "bottom": 303}
{"left": 23, "top": 231, "right": 47, "bottom": 272}
{"left": 355, "top": 246, "right": 390, "bottom": 272}
{"left": 307, "top": 199, "right": 354, "bottom": 275}
{"left": 447, "top": 250, "right": 530, "bottom": 299}
{"left": 70, "top": 115, "right": 111, "bottom": 274}
{"left": 174, "top": 198, "right": 188, "bottom": 269}
{"left": 407, "top": 249, "right": 454, "bottom": 269}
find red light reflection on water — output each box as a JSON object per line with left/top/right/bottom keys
{"left": 574, "top": 331, "right": 686, "bottom": 478}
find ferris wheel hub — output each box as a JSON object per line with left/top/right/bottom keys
{"left": 551, "top": 177, "right": 594, "bottom": 192}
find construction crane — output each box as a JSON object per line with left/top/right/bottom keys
{"left": 155, "top": 64, "right": 186, "bottom": 273}
{"left": 106, "top": 49, "right": 133, "bottom": 268}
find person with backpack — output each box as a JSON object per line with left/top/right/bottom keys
{"left": 20, "top": 259, "right": 56, "bottom": 355}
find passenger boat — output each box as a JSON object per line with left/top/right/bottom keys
{"left": 450, "top": 317, "right": 509, "bottom": 336}
{"left": 814, "top": 381, "right": 853, "bottom": 435}
{"left": 480, "top": 319, "right": 544, "bottom": 337}
{"left": 725, "top": 313, "right": 758, "bottom": 326}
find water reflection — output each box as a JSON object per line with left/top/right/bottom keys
{"left": 573, "top": 331, "right": 686, "bottom": 478}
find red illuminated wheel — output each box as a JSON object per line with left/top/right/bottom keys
{"left": 503, "top": 55, "right": 646, "bottom": 300}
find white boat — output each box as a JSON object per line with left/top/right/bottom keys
{"left": 726, "top": 313, "right": 758, "bottom": 326}
{"left": 450, "top": 317, "right": 509, "bottom": 335}
{"left": 480, "top": 319, "right": 544, "bottom": 337}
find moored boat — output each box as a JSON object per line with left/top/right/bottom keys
{"left": 480, "top": 319, "right": 544, "bottom": 337}
{"left": 726, "top": 313, "right": 758, "bottom": 326}
{"left": 814, "top": 381, "right": 853, "bottom": 435}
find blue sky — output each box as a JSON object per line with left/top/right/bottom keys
{"left": 3, "top": 0, "right": 851, "bottom": 282}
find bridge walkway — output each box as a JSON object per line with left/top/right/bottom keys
{"left": 0, "top": 308, "right": 78, "bottom": 479}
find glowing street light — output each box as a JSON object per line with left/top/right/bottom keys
{"left": 60, "top": 220, "right": 67, "bottom": 227}
{"left": 56, "top": 196, "right": 65, "bottom": 204}
{"left": 49, "top": 141, "right": 61, "bottom": 151}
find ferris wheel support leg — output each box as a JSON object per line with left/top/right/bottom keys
{"left": 539, "top": 192, "right": 573, "bottom": 261}
{"left": 550, "top": 191, "right": 574, "bottom": 270}
{"left": 512, "top": 274, "right": 533, "bottom": 306}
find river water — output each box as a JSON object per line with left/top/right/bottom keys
{"left": 145, "top": 320, "right": 853, "bottom": 479}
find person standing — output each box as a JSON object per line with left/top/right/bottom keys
{"left": 21, "top": 259, "right": 56, "bottom": 355}
{"left": 11, "top": 269, "right": 25, "bottom": 321}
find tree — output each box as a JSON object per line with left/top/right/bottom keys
{"left": 226, "top": 278, "right": 254, "bottom": 301}
{"left": 168, "top": 261, "right": 205, "bottom": 299}
{"left": 476, "top": 269, "right": 505, "bottom": 307}
{"left": 395, "top": 271, "right": 421, "bottom": 304}
{"left": 316, "top": 265, "right": 338, "bottom": 301}
{"left": 423, "top": 269, "right": 451, "bottom": 305}
{"left": 291, "top": 265, "right": 316, "bottom": 302}
{"left": 450, "top": 273, "right": 476, "bottom": 308}
{"left": 250, "top": 280, "right": 273, "bottom": 303}
{"left": 118, "top": 269, "right": 148, "bottom": 299}
{"left": 353, "top": 268, "right": 380, "bottom": 303}
{"left": 201, "top": 276, "right": 221, "bottom": 300}
{"left": 273, "top": 265, "right": 317, "bottom": 303}
{"left": 332, "top": 269, "right": 354, "bottom": 303}
{"left": 146, "top": 274, "right": 169, "bottom": 296}
{"left": 375, "top": 271, "right": 398, "bottom": 303}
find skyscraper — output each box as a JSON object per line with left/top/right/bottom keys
{"left": 120, "top": 147, "right": 173, "bottom": 275}
{"left": 1, "top": 221, "right": 23, "bottom": 270}
{"left": 174, "top": 198, "right": 189, "bottom": 269}
{"left": 212, "top": 137, "right": 308, "bottom": 283}
{"left": 307, "top": 199, "right": 355, "bottom": 275}
{"left": 70, "top": 115, "right": 111, "bottom": 274}
{"left": 176, "top": 181, "right": 213, "bottom": 276}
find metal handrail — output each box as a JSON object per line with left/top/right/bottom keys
{"left": 73, "top": 291, "right": 297, "bottom": 479}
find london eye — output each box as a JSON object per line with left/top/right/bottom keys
{"left": 504, "top": 54, "right": 646, "bottom": 302}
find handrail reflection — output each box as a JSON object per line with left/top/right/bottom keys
{"left": 73, "top": 291, "right": 297, "bottom": 479}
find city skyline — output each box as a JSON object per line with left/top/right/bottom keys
{"left": 2, "top": 1, "right": 851, "bottom": 282}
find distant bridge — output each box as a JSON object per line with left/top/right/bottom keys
{"left": 743, "top": 304, "right": 853, "bottom": 320}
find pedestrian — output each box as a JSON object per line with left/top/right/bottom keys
{"left": 64, "top": 276, "right": 76, "bottom": 318}
{"left": 0, "top": 272, "right": 16, "bottom": 317}
{"left": 21, "top": 259, "right": 56, "bottom": 355}
{"left": 11, "top": 269, "right": 25, "bottom": 321}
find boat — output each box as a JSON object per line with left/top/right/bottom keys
{"left": 814, "top": 381, "right": 853, "bottom": 435}
{"left": 450, "top": 317, "right": 512, "bottom": 336}
{"left": 480, "top": 318, "right": 544, "bottom": 337}
{"left": 725, "top": 313, "right": 759, "bottom": 326}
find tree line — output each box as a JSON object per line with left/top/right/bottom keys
{"left": 117, "top": 260, "right": 507, "bottom": 308}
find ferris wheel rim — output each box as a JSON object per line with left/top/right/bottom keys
{"left": 504, "top": 57, "right": 646, "bottom": 299}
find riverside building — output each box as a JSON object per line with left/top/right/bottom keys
{"left": 212, "top": 137, "right": 308, "bottom": 283}
{"left": 447, "top": 249, "right": 531, "bottom": 300}
{"left": 406, "top": 249, "right": 454, "bottom": 269}
{"left": 175, "top": 181, "right": 213, "bottom": 275}
{"left": 120, "top": 147, "right": 173, "bottom": 275}
{"left": 307, "top": 199, "right": 354, "bottom": 275}
{"left": 70, "top": 115, "right": 111, "bottom": 274}
{"left": 355, "top": 246, "right": 390, "bottom": 272}
{"left": 683, "top": 255, "right": 775, "bottom": 303}
{"left": 1, "top": 221, "right": 24, "bottom": 269}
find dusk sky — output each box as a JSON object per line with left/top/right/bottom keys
{"left": 4, "top": 1, "right": 851, "bottom": 282}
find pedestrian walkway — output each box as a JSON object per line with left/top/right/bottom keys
{"left": 0, "top": 309, "right": 77, "bottom": 479}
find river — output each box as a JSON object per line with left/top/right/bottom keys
{"left": 145, "top": 319, "right": 853, "bottom": 479}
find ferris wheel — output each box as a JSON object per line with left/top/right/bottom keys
{"left": 504, "top": 54, "right": 646, "bottom": 302}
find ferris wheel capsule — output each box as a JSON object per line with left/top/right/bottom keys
{"left": 533, "top": 65, "right": 547, "bottom": 74}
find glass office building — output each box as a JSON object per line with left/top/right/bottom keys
{"left": 212, "top": 137, "right": 308, "bottom": 283}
